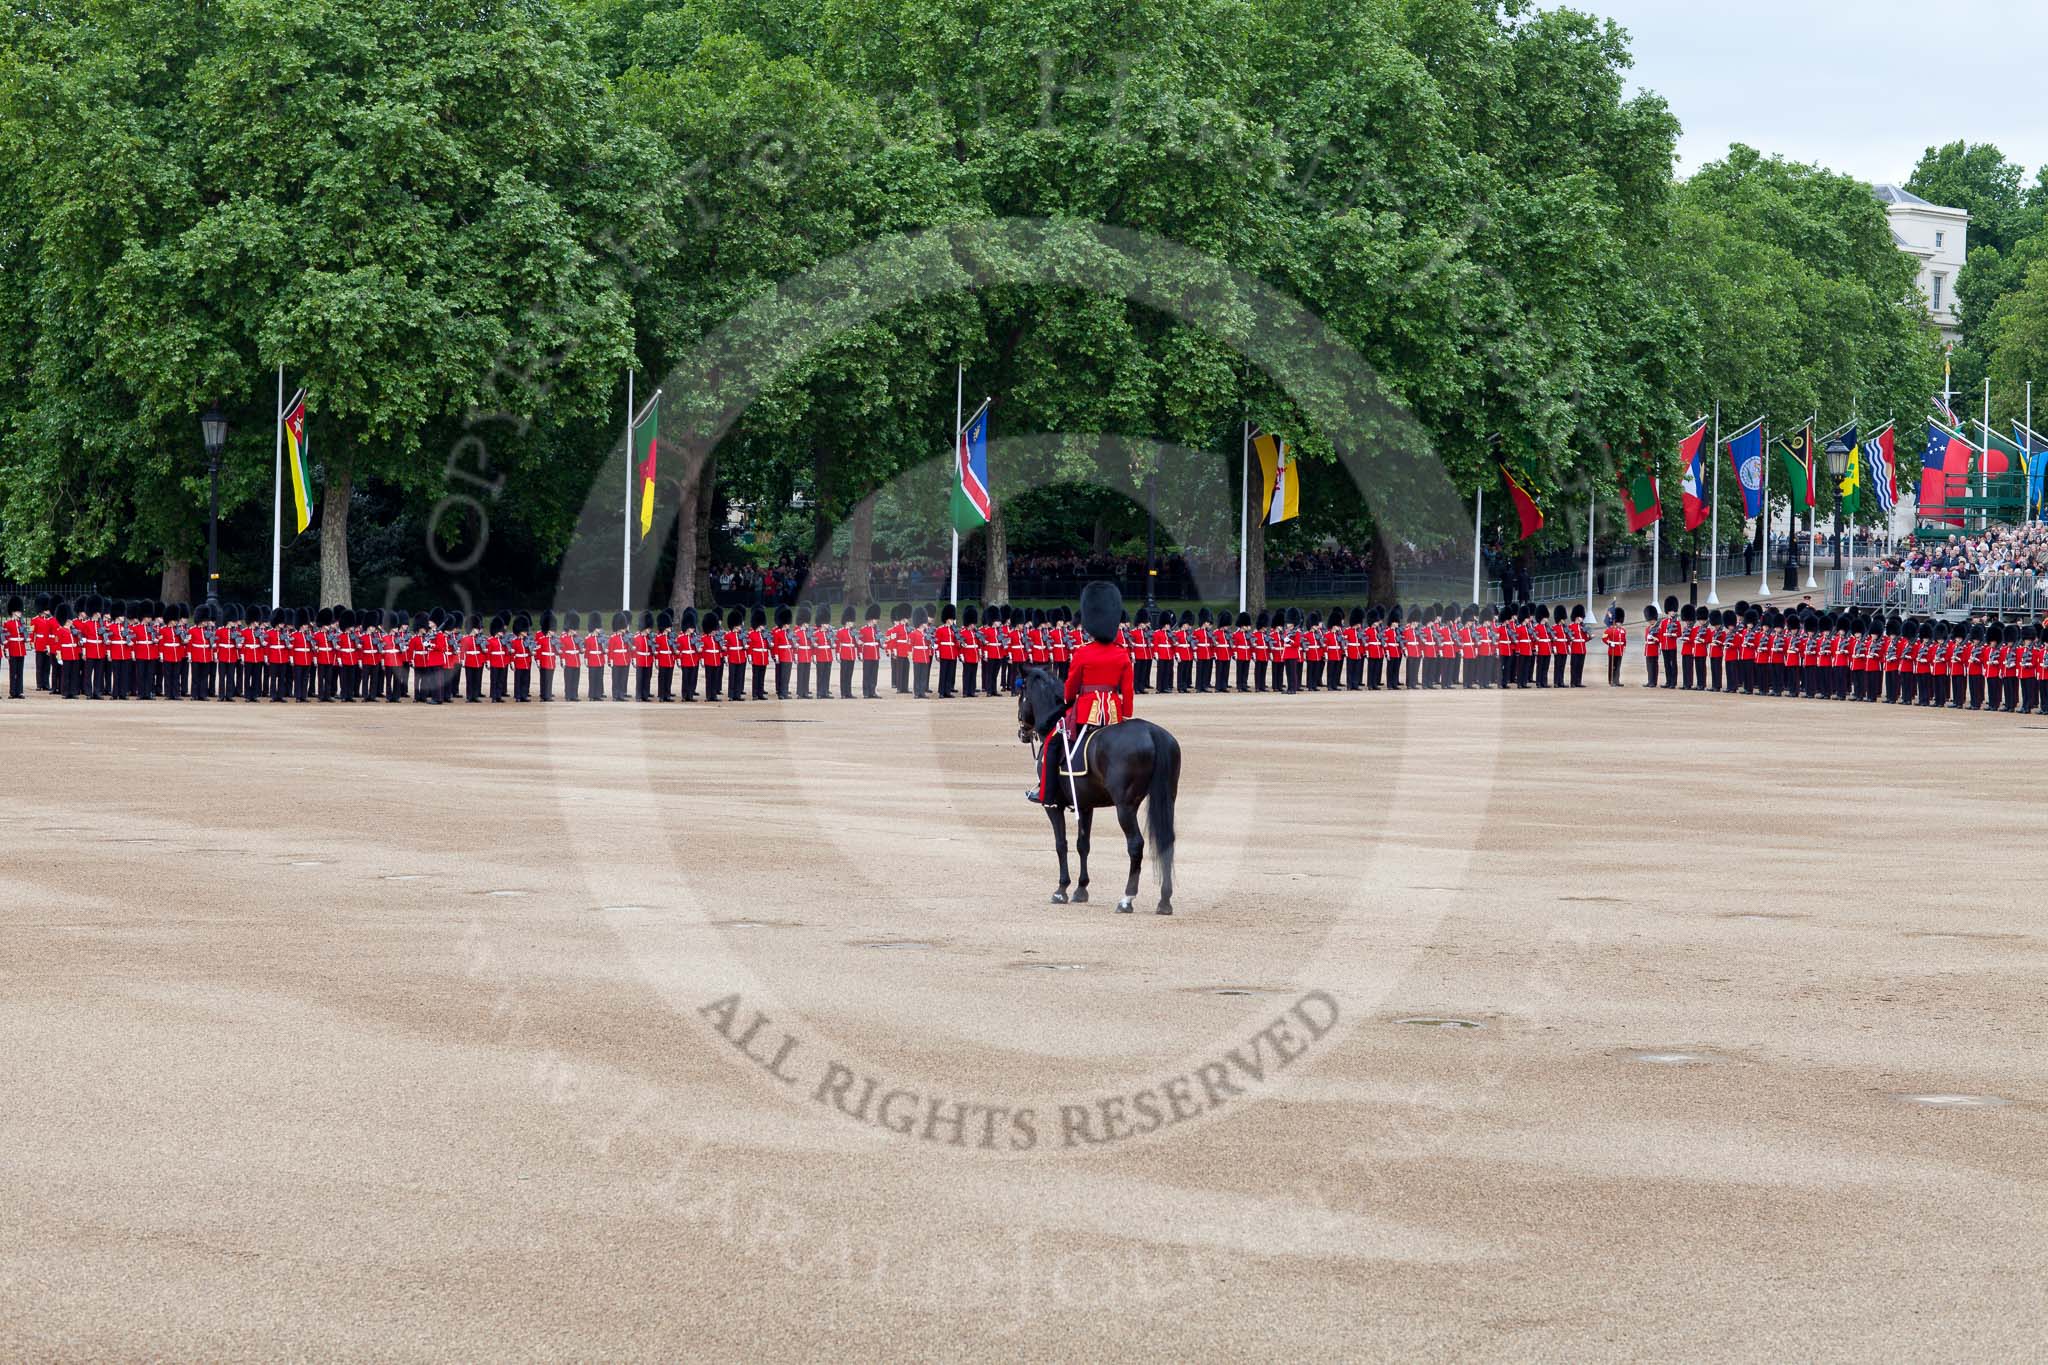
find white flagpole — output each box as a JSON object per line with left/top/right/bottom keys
{"left": 272, "top": 363, "right": 284, "bottom": 610}
{"left": 1758, "top": 419, "right": 1772, "bottom": 598}
{"left": 1472, "top": 485, "right": 1484, "bottom": 604}
{"left": 1983, "top": 378, "right": 1993, "bottom": 532}
{"left": 1584, "top": 487, "right": 1595, "bottom": 619}
{"left": 622, "top": 369, "right": 634, "bottom": 612}
{"left": 1708, "top": 403, "right": 1721, "bottom": 604}
{"left": 2028, "top": 382, "right": 2035, "bottom": 523}
{"left": 1238, "top": 421, "right": 1250, "bottom": 615}
{"left": 1804, "top": 418, "right": 1817, "bottom": 590}
{"left": 950, "top": 364, "right": 963, "bottom": 608}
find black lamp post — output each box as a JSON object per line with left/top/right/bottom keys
{"left": 1825, "top": 435, "right": 1851, "bottom": 572}
{"left": 201, "top": 406, "right": 229, "bottom": 607}
{"left": 1144, "top": 469, "right": 1158, "bottom": 613}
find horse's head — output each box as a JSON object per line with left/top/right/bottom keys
{"left": 1015, "top": 667, "right": 1064, "bottom": 744}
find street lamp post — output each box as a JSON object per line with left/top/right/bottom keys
{"left": 1144, "top": 470, "right": 1158, "bottom": 614}
{"left": 201, "top": 406, "right": 229, "bottom": 607}
{"left": 1825, "top": 435, "right": 1850, "bottom": 576}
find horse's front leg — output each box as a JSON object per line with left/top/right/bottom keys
{"left": 1114, "top": 800, "right": 1143, "bottom": 913}
{"left": 1045, "top": 804, "right": 1071, "bottom": 904}
{"left": 1072, "top": 805, "right": 1093, "bottom": 904}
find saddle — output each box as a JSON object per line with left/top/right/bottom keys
{"left": 1056, "top": 723, "right": 1099, "bottom": 778}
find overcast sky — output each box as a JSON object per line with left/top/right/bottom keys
{"left": 1580, "top": 0, "right": 2048, "bottom": 185}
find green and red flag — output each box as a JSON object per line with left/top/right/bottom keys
{"left": 1619, "top": 454, "right": 1661, "bottom": 533}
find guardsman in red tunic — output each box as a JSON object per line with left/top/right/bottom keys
{"left": 976, "top": 605, "right": 1001, "bottom": 697}
{"left": 507, "top": 613, "right": 531, "bottom": 701}
{"left": 1604, "top": 613, "right": 1627, "bottom": 685}
{"left": 933, "top": 603, "right": 958, "bottom": 699}
{"left": 1028, "top": 582, "right": 1136, "bottom": 806}
{"left": 858, "top": 603, "right": 882, "bottom": 699}
{"left": 956, "top": 605, "right": 980, "bottom": 700}
{"left": 885, "top": 606, "right": 910, "bottom": 694}
{"left": 789, "top": 605, "right": 813, "bottom": 700}
{"left": 1146, "top": 610, "right": 1172, "bottom": 694}
{"left": 630, "top": 611, "right": 654, "bottom": 702}
{"left": 645, "top": 608, "right": 670, "bottom": 702}
{"left": 907, "top": 604, "right": 933, "bottom": 698}
{"left": 701, "top": 609, "right": 726, "bottom": 701}
{"left": 53, "top": 600, "right": 80, "bottom": 697}
{"left": 669, "top": 607, "right": 695, "bottom": 702}
{"left": 576, "top": 611, "right": 602, "bottom": 700}
{"left": 1128, "top": 608, "right": 1152, "bottom": 694}
{"left": 603, "top": 610, "right": 628, "bottom": 702}
{"left": 828, "top": 605, "right": 851, "bottom": 701}
{"left": 743, "top": 606, "right": 768, "bottom": 700}
{"left": 30, "top": 594, "right": 55, "bottom": 693}
{"left": 771, "top": 605, "right": 795, "bottom": 700}
{"left": 158, "top": 604, "right": 184, "bottom": 701}
{"left": 8, "top": 595, "right": 34, "bottom": 699}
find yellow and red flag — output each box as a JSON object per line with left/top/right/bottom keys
{"left": 634, "top": 400, "right": 659, "bottom": 541}
{"left": 1500, "top": 462, "right": 1543, "bottom": 540}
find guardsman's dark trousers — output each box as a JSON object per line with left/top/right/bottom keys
{"left": 796, "top": 661, "right": 811, "bottom": 699}
{"left": 935, "top": 658, "right": 952, "bottom": 698}
{"left": 862, "top": 660, "right": 879, "bottom": 699}
{"left": 611, "top": 663, "right": 629, "bottom": 700}
{"left": 776, "top": 663, "right": 791, "bottom": 700}
{"left": 815, "top": 660, "right": 831, "bottom": 699}
{"left": 751, "top": 663, "right": 768, "bottom": 701}
{"left": 1645, "top": 652, "right": 1657, "bottom": 688}
{"left": 7, "top": 655, "right": 21, "bottom": 698}
{"left": 841, "top": 659, "right": 856, "bottom": 699}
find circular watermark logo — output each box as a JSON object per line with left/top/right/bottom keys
{"left": 516, "top": 218, "right": 1524, "bottom": 1158}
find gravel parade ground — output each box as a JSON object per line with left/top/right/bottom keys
{"left": 4, "top": 685, "right": 2043, "bottom": 1359}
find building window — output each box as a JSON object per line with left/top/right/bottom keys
{"left": 1932, "top": 273, "right": 1946, "bottom": 311}
{"left": 1936, "top": 231, "right": 1945, "bottom": 249}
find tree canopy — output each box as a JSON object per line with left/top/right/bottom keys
{"left": 0, "top": 0, "right": 1947, "bottom": 605}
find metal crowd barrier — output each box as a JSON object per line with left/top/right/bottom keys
{"left": 1827, "top": 569, "right": 2048, "bottom": 620}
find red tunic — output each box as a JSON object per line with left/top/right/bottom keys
{"left": 1065, "top": 640, "right": 1134, "bottom": 725}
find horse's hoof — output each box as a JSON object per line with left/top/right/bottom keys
{"left": 1156, "top": 903, "right": 1174, "bottom": 916}
{"left": 1071, "top": 890, "right": 1089, "bottom": 905}
{"left": 1116, "top": 898, "right": 1134, "bottom": 914}
{"left": 1050, "top": 892, "right": 1068, "bottom": 905}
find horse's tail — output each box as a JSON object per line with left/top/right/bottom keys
{"left": 1146, "top": 726, "right": 1179, "bottom": 872}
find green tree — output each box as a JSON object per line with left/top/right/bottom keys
{"left": 1, "top": 0, "right": 663, "bottom": 602}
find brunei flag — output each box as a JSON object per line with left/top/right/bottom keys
{"left": 1255, "top": 432, "right": 1299, "bottom": 525}
{"left": 282, "top": 390, "right": 313, "bottom": 534}
{"left": 634, "top": 396, "right": 659, "bottom": 541}
{"left": 1500, "top": 463, "right": 1543, "bottom": 540}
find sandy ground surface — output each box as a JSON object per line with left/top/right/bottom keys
{"left": 3, "top": 677, "right": 2044, "bottom": 1361}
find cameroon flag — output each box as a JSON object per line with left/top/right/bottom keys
{"left": 634, "top": 400, "right": 659, "bottom": 541}
{"left": 282, "top": 391, "right": 313, "bottom": 534}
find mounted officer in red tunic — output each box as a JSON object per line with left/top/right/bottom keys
{"left": 1028, "top": 581, "right": 1134, "bottom": 804}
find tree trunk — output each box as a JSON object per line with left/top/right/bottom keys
{"left": 1368, "top": 524, "right": 1396, "bottom": 607}
{"left": 983, "top": 499, "right": 1009, "bottom": 604}
{"left": 1091, "top": 510, "right": 1111, "bottom": 554}
{"left": 160, "top": 558, "right": 193, "bottom": 606}
{"left": 693, "top": 460, "right": 715, "bottom": 609}
{"left": 1245, "top": 513, "right": 1266, "bottom": 614}
{"left": 667, "top": 450, "right": 711, "bottom": 613}
{"left": 319, "top": 446, "right": 353, "bottom": 607}
{"left": 846, "top": 492, "right": 875, "bottom": 610}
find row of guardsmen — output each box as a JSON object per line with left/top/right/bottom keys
{"left": 1631, "top": 595, "right": 2048, "bottom": 713}
{"left": 5, "top": 594, "right": 1603, "bottom": 702}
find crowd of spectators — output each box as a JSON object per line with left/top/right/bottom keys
{"left": 1857, "top": 523, "right": 2048, "bottom": 613}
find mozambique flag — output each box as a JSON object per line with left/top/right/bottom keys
{"left": 1255, "top": 432, "right": 1298, "bottom": 524}
{"left": 1500, "top": 463, "right": 1543, "bottom": 540}
{"left": 634, "top": 400, "right": 659, "bottom": 541}
{"left": 1838, "top": 428, "right": 1862, "bottom": 517}
{"left": 1619, "top": 454, "right": 1661, "bottom": 533}
{"left": 1778, "top": 427, "right": 1816, "bottom": 509}
{"left": 283, "top": 391, "right": 313, "bottom": 534}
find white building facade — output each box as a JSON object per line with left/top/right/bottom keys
{"left": 1874, "top": 184, "right": 1968, "bottom": 344}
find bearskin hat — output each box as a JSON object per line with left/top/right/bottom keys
{"left": 863, "top": 602, "right": 880, "bottom": 622}
{"left": 1571, "top": 603, "right": 1585, "bottom": 620}
{"left": 1644, "top": 604, "right": 1660, "bottom": 621}
{"left": 1255, "top": 610, "right": 1271, "bottom": 628}
{"left": 962, "top": 604, "right": 978, "bottom": 626}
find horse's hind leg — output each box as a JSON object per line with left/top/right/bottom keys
{"left": 1046, "top": 806, "right": 1071, "bottom": 904}
{"left": 1072, "top": 806, "right": 1092, "bottom": 904}
{"left": 1114, "top": 802, "right": 1142, "bottom": 913}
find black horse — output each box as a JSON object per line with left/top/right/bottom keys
{"left": 1015, "top": 667, "right": 1180, "bottom": 914}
